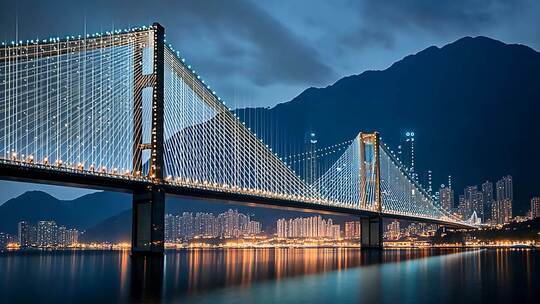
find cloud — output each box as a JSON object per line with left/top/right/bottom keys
{"left": 341, "top": 0, "right": 528, "bottom": 49}
{"left": 0, "top": 0, "right": 335, "bottom": 91}
{"left": 1, "top": 0, "right": 538, "bottom": 107}
{"left": 165, "top": 0, "right": 336, "bottom": 87}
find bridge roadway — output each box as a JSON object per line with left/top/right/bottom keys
{"left": 0, "top": 160, "right": 473, "bottom": 229}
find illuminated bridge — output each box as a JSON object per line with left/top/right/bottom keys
{"left": 0, "top": 23, "right": 474, "bottom": 255}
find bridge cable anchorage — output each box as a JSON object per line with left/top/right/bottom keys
{"left": 0, "top": 24, "right": 473, "bottom": 228}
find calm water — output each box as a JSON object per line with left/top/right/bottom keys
{"left": 0, "top": 248, "right": 539, "bottom": 303}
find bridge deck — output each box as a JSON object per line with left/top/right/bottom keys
{"left": 0, "top": 161, "right": 474, "bottom": 229}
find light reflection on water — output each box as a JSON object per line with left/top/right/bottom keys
{"left": 0, "top": 248, "right": 539, "bottom": 303}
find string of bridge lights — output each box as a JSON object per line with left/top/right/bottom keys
{"left": 0, "top": 25, "right": 468, "bottom": 225}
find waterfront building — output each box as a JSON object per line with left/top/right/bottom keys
{"left": 0, "top": 232, "right": 10, "bottom": 249}
{"left": 164, "top": 214, "right": 174, "bottom": 242}
{"left": 492, "top": 199, "right": 512, "bottom": 224}
{"left": 530, "top": 197, "right": 540, "bottom": 219}
{"left": 28, "top": 225, "right": 38, "bottom": 246}
{"left": 276, "top": 215, "right": 341, "bottom": 239}
{"left": 18, "top": 221, "right": 30, "bottom": 248}
{"left": 496, "top": 175, "right": 513, "bottom": 202}
{"left": 457, "top": 195, "right": 467, "bottom": 220}
{"left": 481, "top": 181, "right": 494, "bottom": 221}
{"left": 344, "top": 221, "right": 361, "bottom": 239}
{"left": 386, "top": 220, "right": 400, "bottom": 240}
{"left": 58, "top": 226, "right": 79, "bottom": 246}
{"left": 492, "top": 175, "right": 513, "bottom": 224}
{"left": 386, "top": 221, "right": 400, "bottom": 240}
{"left": 439, "top": 185, "right": 454, "bottom": 212}
{"left": 464, "top": 186, "right": 483, "bottom": 221}
{"left": 277, "top": 219, "right": 287, "bottom": 238}
{"left": 37, "top": 221, "right": 58, "bottom": 247}
{"left": 165, "top": 210, "right": 261, "bottom": 242}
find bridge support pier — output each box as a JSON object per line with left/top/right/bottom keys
{"left": 360, "top": 216, "right": 383, "bottom": 249}
{"left": 132, "top": 186, "right": 165, "bottom": 256}
{"left": 131, "top": 23, "right": 166, "bottom": 257}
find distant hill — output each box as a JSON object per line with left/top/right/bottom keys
{"left": 0, "top": 191, "right": 131, "bottom": 234}
{"left": 235, "top": 36, "right": 540, "bottom": 214}
{"left": 0, "top": 190, "right": 354, "bottom": 241}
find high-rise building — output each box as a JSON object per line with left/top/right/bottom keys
{"left": 277, "top": 218, "right": 288, "bottom": 238}
{"left": 530, "top": 197, "right": 540, "bottom": 219}
{"left": 439, "top": 185, "right": 454, "bottom": 212}
{"left": 276, "top": 215, "right": 341, "bottom": 239}
{"left": 58, "top": 226, "right": 67, "bottom": 246}
{"left": 28, "top": 224, "right": 38, "bottom": 246}
{"left": 481, "top": 181, "right": 494, "bottom": 222}
{"left": 304, "top": 131, "right": 318, "bottom": 185}
{"left": 492, "top": 199, "right": 512, "bottom": 224}
{"left": 462, "top": 186, "right": 483, "bottom": 221}
{"left": 37, "top": 221, "right": 58, "bottom": 246}
{"left": 457, "top": 194, "right": 467, "bottom": 220}
{"left": 496, "top": 175, "right": 513, "bottom": 201}
{"left": 57, "top": 226, "right": 79, "bottom": 246}
{"left": 0, "top": 233, "right": 10, "bottom": 249}
{"left": 165, "top": 210, "right": 261, "bottom": 242}
{"left": 386, "top": 220, "right": 400, "bottom": 240}
{"left": 66, "top": 229, "right": 79, "bottom": 245}
{"left": 18, "top": 221, "right": 30, "bottom": 248}
{"left": 165, "top": 214, "right": 174, "bottom": 242}
{"left": 492, "top": 175, "right": 513, "bottom": 224}
{"left": 344, "top": 221, "right": 361, "bottom": 239}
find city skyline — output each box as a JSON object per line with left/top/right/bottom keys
{"left": 1, "top": 2, "right": 540, "bottom": 303}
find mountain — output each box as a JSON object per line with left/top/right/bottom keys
{"left": 0, "top": 191, "right": 131, "bottom": 234}
{"left": 235, "top": 36, "right": 540, "bottom": 214}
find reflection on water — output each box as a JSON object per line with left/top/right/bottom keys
{"left": 168, "top": 248, "right": 453, "bottom": 292}
{"left": 1, "top": 248, "right": 539, "bottom": 303}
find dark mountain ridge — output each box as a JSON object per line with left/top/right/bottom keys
{"left": 0, "top": 191, "right": 131, "bottom": 234}
{"left": 235, "top": 36, "right": 540, "bottom": 214}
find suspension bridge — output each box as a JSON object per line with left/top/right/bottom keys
{"left": 0, "top": 23, "right": 474, "bottom": 255}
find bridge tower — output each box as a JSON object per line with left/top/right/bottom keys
{"left": 359, "top": 132, "right": 383, "bottom": 249}
{"left": 131, "top": 23, "right": 166, "bottom": 256}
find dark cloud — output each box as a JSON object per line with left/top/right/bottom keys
{"left": 0, "top": 0, "right": 335, "bottom": 104}
{"left": 162, "top": 0, "right": 335, "bottom": 87}
{"left": 0, "top": 0, "right": 538, "bottom": 106}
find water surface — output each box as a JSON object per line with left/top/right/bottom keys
{"left": 0, "top": 248, "right": 538, "bottom": 303}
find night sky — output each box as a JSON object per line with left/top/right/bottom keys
{"left": 1, "top": 0, "right": 539, "bottom": 202}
